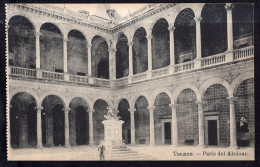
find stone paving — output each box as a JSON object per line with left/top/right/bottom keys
{"left": 8, "top": 145, "right": 254, "bottom": 161}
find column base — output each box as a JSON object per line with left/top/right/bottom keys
{"left": 229, "top": 145, "right": 239, "bottom": 149}
{"left": 197, "top": 144, "right": 206, "bottom": 149}
{"left": 35, "top": 145, "right": 43, "bottom": 149}
{"left": 169, "top": 65, "right": 175, "bottom": 74}
{"left": 147, "top": 70, "right": 152, "bottom": 79}
{"left": 64, "top": 144, "right": 71, "bottom": 148}
{"left": 225, "top": 50, "right": 234, "bottom": 62}
{"left": 149, "top": 143, "right": 155, "bottom": 147}
{"left": 171, "top": 144, "right": 178, "bottom": 148}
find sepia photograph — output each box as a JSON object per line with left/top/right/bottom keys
{"left": 5, "top": 3, "right": 254, "bottom": 161}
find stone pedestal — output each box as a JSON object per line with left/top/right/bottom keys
{"left": 102, "top": 119, "right": 124, "bottom": 149}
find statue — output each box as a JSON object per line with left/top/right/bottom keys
{"left": 104, "top": 107, "right": 120, "bottom": 120}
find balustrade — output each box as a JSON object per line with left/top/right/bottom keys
{"left": 234, "top": 46, "right": 254, "bottom": 60}
{"left": 10, "top": 66, "right": 36, "bottom": 78}
{"left": 132, "top": 72, "right": 147, "bottom": 82}
{"left": 42, "top": 71, "right": 64, "bottom": 80}
{"left": 201, "top": 53, "right": 226, "bottom": 67}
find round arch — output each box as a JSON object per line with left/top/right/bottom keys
{"left": 67, "top": 29, "right": 88, "bottom": 42}
{"left": 173, "top": 83, "right": 201, "bottom": 102}
{"left": 149, "top": 17, "right": 171, "bottom": 32}
{"left": 231, "top": 72, "right": 254, "bottom": 96}
{"left": 130, "top": 92, "right": 151, "bottom": 109}
{"left": 7, "top": 14, "right": 37, "bottom": 30}
{"left": 39, "top": 21, "right": 65, "bottom": 36}
{"left": 152, "top": 88, "right": 173, "bottom": 106}
{"left": 200, "top": 78, "right": 232, "bottom": 99}
{"left": 10, "top": 89, "right": 39, "bottom": 106}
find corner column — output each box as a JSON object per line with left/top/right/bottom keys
{"left": 225, "top": 4, "right": 234, "bottom": 62}
{"left": 146, "top": 35, "right": 153, "bottom": 78}
{"left": 88, "top": 110, "right": 94, "bottom": 145}
{"left": 169, "top": 103, "right": 178, "bottom": 147}
{"left": 148, "top": 106, "right": 155, "bottom": 146}
{"left": 35, "top": 31, "right": 42, "bottom": 78}
{"left": 168, "top": 25, "right": 175, "bottom": 74}
{"left": 63, "top": 107, "right": 70, "bottom": 147}
{"left": 108, "top": 47, "right": 117, "bottom": 80}
{"left": 194, "top": 17, "right": 202, "bottom": 69}
{"left": 63, "top": 37, "right": 68, "bottom": 73}
{"left": 128, "top": 42, "right": 133, "bottom": 83}
{"left": 227, "top": 96, "right": 238, "bottom": 148}
{"left": 196, "top": 100, "right": 205, "bottom": 147}
{"left": 87, "top": 44, "right": 92, "bottom": 76}
{"left": 129, "top": 108, "right": 136, "bottom": 145}
{"left": 35, "top": 106, "right": 43, "bottom": 148}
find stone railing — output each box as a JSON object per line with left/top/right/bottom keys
{"left": 9, "top": 45, "right": 254, "bottom": 88}
{"left": 42, "top": 71, "right": 64, "bottom": 80}
{"left": 152, "top": 66, "right": 169, "bottom": 77}
{"left": 201, "top": 53, "right": 226, "bottom": 67}
{"left": 94, "top": 78, "right": 110, "bottom": 87}
{"left": 234, "top": 46, "right": 254, "bottom": 60}
{"left": 132, "top": 72, "right": 147, "bottom": 82}
{"left": 69, "top": 75, "right": 89, "bottom": 84}
{"left": 175, "top": 60, "right": 195, "bottom": 72}
{"left": 114, "top": 77, "right": 128, "bottom": 86}
{"left": 9, "top": 66, "right": 36, "bottom": 78}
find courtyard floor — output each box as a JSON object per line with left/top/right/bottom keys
{"left": 8, "top": 145, "right": 254, "bottom": 161}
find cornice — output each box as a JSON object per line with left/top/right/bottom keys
{"left": 9, "top": 3, "right": 177, "bottom": 35}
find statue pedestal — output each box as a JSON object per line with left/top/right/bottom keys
{"left": 102, "top": 119, "right": 124, "bottom": 150}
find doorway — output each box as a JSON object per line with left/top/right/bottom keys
{"left": 208, "top": 120, "right": 217, "bottom": 145}
{"left": 205, "top": 115, "right": 220, "bottom": 146}
{"left": 76, "top": 106, "right": 89, "bottom": 145}
{"left": 53, "top": 104, "right": 65, "bottom": 146}
{"left": 164, "top": 122, "right": 171, "bottom": 144}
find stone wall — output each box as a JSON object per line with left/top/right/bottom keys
{"left": 177, "top": 89, "right": 198, "bottom": 145}
{"left": 235, "top": 78, "right": 254, "bottom": 147}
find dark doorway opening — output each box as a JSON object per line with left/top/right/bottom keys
{"left": 27, "top": 103, "right": 37, "bottom": 147}
{"left": 53, "top": 104, "right": 65, "bottom": 146}
{"left": 76, "top": 106, "right": 89, "bottom": 145}
{"left": 98, "top": 59, "right": 109, "bottom": 79}
{"left": 164, "top": 122, "right": 171, "bottom": 144}
{"left": 10, "top": 103, "right": 20, "bottom": 148}
{"left": 208, "top": 120, "right": 217, "bottom": 146}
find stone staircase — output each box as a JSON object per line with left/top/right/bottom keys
{"left": 104, "top": 147, "right": 156, "bottom": 160}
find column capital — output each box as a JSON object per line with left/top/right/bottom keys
{"left": 147, "top": 106, "right": 155, "bottom": 112}
{"left": 62, "top": 107, "right": 70, "bottom": 112}
{"left": 128, "top": 108, "right": 136, "bottom": 113}
{"left": 168, "top": 26, "right": 175, "bottom": 32}
{"left": 195, "top": 100, "right": 205, "bottom": 105}
{"left": 63, "top": 37, "right": 68, "bottom": 42}
{"left": 225, "top": 4, "right": 234, "bottom": 12}
{"left": 108, "top": 47, "right": 117, "bottom": 53}
{"left": 86, "top": 44, "right": 92, "bottom": 48}
{"left": 169, "top": 103, "right": 178, "bottom": 108}
{"left": 146, "top": 35, "right": 153, "bottom": 40}
{"left": 227, "top": 96, "right": 238, "bottom": 104}
{"left": 34, "top": 31, "right": 41, "bottom": 38}
{"left": 194, "top": 16, "right": 202, "bottom": 23}
{"left": 127, "top": 42, "right": 133, "bottom": 46}
{"left": 87, "top": 109, "right": 95, "bottom": 113}
{"left": 34, "top": 106, "right": 43, "bottom": 110}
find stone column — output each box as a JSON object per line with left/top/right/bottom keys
{"left": 146, "top": 35, "right": 153, "bottom": 78}
{"left": 8, "top": 105, "right": 12, "bottom": 149}
{"left": 88, "top": 110, "right": 94, "bottom": 145}
{"left": 227, "top": 96, "right": 238, "bottom": 148}
{"left": 35, "top": 31, "right": 42, "bottom": 78}
{"left": 63, "top": 107, "right": 70, "bottom": 147}
{"left": 108, "top": 47, "right": 117, "bottom": 80}
{"left": 129, "top": 108, "right": 136, "bottom": 145}
{"left": 169, "top": 103, "right": 178, "bottom": 147}
{"left": 35, "top": 106, "right": 43, "bottom": 148}
{"left": 87, "top": 44, "right": 92, "bottom": 76}
{"left": 196, "top": 100, "right": 205, "bottom": 147}
{"left": 6, "top": 25, "right": 9, "bottom": 64}
{"left": 168, "top": 25, "right": 175, "bottom": 74}
{"left": 194, "top": 17, "right": 202, "bottom": 69}
{"left": 63, "top": 37, "right": 68, "bottom": 73}
{"left": 225, "top": 4, "right": 234, "bottom": 62}
{"left": 225, "top": 4, "right": 234, "bottom": 52}
{"left": 148, "top": 106, "right": 155, "bottom": 146}
{"left": 128, "top": 42, "right": 133, "bottom": 83}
